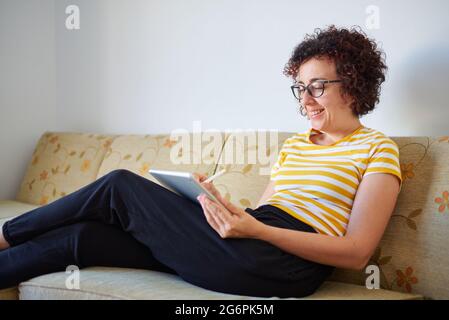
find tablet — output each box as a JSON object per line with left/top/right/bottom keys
{"left": 148, "top": 169, "right": 224, "bottom": 207}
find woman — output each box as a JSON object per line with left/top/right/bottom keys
{"left": 0, "top": 25, "right": 402, "bottom": 298}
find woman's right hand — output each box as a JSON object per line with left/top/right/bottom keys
{"left": 192, "top": 172, "right": 223, "bottom": 204}
{"left": 192, "top": 172, "right": 209, "bottom": 184}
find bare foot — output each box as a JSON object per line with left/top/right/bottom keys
{"left": 0, "top": 228, "right": 10, "bottom": 250}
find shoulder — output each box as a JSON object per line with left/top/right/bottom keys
{"left": 281, "top": 130, "right": 309, "bottom": 146}
{"left": 359, "top": 127, "right": 399, "bottom": 158}
{"left": 357, "top": 127, "right": 398, "bottom": 148}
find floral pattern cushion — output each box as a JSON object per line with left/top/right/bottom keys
{"left": 96, "top": 132, "right": 229, "bottom": 184}
{"left": 328, "top": 136, "right": 449, "bottom": 299}
{"left": 210, "top": 131, "right": 293, "bottom": 209}
{"left": 16, "top": 132, "right": 115, "bottom": 205}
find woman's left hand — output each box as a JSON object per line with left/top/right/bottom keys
{"left": 197, "top": 191, "right": 264, "bottom": 239}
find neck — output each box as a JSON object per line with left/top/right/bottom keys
{"left": 316, "top": 119, "right": 362, "bottom": 143}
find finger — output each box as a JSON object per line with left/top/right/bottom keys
{"left": 193, "top": 172, "right": 207, "bottom": 183}
{"left": 205, "top": 197, "right": 232, "bottom": 223}
{"left": 221, "top": 197, "right": 244, "bottom": 215}
{"left": 202, "top": 187, "right": 240, "bottom": 216}
{"left": 202, "top": 182, "right": 222, "bottom": 199}
{"left": 205, "top": 199, "right": 226, "bottom": 225}
{"left": 198, "top": 196, "right": 221, "bottom": 231}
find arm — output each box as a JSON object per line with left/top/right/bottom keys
{"left": 255, "top": 180, "right": 276, "bottom": 208}
{"left": 198, "top": 173, "right": 400, "bottom": 271}
{"left": 254, "top": 173, "right": 400, "bottom": 270}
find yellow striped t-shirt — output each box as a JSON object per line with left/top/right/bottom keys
{"left": 264, "top": 125, "right": 402, "bottom": 237}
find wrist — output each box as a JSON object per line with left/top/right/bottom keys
{"left": 251, "top": 220, "right": 272, "bottom": 240}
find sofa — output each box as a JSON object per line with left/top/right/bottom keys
{"left": 1, "top": 130, "right": 448, "bottom": 300}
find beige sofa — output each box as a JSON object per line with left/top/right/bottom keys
{"left": 1, "top": 131, "right": 448, "bottom": 300}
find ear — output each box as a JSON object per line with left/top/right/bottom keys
{"left": 341, "top": 90, "right": 354, "bottom": 105}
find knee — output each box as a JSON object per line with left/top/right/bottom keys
{"left": 104, "top": 169, "right": 136, "bottom": 185}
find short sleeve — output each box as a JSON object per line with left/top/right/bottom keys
{"left": 363, "top": 138, "right": 402, "bottom": 190}
{"left": 270, "top": 138, "right": 291, "bottom": 180}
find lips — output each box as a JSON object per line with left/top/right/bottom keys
{"left": 308, "top": 108, "right": 325, "bottom": 118}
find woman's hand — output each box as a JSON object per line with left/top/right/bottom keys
{"left": 193, "top": 172, "right": 265, "bottom": 239}
{"left": 197, "top": 193, "right": 265, "bottom": 239}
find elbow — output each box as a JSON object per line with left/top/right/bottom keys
{"left": 343, "top": 240, "right": 371, "bottom": 271}
{"left": 340, "top": 237, "right": 372, "bottom": 271}
{"left": 349, "top": 257, "right": 369, "bottom": 271}
{"left": 348, "top": 251, "right": 371, "bottom": 271}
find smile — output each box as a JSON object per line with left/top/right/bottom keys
{"left": 309, "top": 108, "right": 325, "bottom": 118}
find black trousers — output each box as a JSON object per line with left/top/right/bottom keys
{"left": 1, "top": 169, "right": 334, "bottom": 297}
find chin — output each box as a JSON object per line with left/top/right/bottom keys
{"left": 307, "top": 108, "right": 327, "bottom": 131}
{"left": 310, "top": 117, "right": 326, "bottom": 132}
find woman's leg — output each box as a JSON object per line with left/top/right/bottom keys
{"left": 0, "top": 221, "right": 175, "bottom": 289}
{"left": 2, "top": 169, "right": 174, "bottom": 247}
{"left": 0, "top": 228, "right": 8, "bottom": 250}
{"left": 2, "top": 169, "right": 332, "bottom": 297}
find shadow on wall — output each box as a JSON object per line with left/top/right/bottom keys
{"left": 398, "top": 46, "right": 449, "bottom": 136}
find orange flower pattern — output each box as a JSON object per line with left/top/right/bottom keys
{"left": 49, "top": 136, "right": 59, "bottom": 144}
{"left": 138, "top": 162, "right": 151, "bottom": 175}
{"left": 435, "top": 191, "right": 449, "bottom": 213}
{"left": 395, "top": 267, "right": 418, "bottom": 293}
{"left": 400, "top": 163, "right": 415, "bottom": 181}
{"left": 39, "top": 170, "right": 49, "bottom": 181}
{"left": 103, "top": 139, "right": 113, "bottom": 149}
{"left": 80, "top": 159, "right": 91, "bottom": 172}
{"left": 163, "top": 139, "right": 177, "bottom": 148}
{"left": 39, "top": 195, "right": 49, "bottom": 205}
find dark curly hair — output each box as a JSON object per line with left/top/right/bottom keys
{"left": 284, "top": 25, "right": 387, "bottom": 117}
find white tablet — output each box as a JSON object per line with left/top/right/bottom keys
{"left": 148, "top": 169, "right": 224, "bottom": 207}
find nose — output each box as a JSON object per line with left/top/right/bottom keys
{"left": 301, "top": 89, "right": 316, "bottom": 107}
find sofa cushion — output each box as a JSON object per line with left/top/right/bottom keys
{"left": 0, "top": 200, "right": 40, "bottom": 301}
{"left": 96, "top": 132, "right": 228, "bottom": 185}
{"left": 0, "top": 287, "right": 19, "bottom": 300}
{"left": 329, "top": 136, "right": 449, "bottom": 299}
{"left": 0, "top": 200, "right": 39, "bottom": 227}
{"left": 16, "top": 132, "right": 115, "bottom": 205}
{"left": 18, "top": 267, "right": 422, "bottom": 300}
{"left": 211, "top": 131, "right": 293, "bottom": 209}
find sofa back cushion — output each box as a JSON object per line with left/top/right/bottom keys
{"left": 96, "top": 132, "right": 228, "bottom": 185}
{"left": 329, "top": 136, "right": 449, "bottom": 299}
{"left": 211, "top": 130, "right": 293, "bottom": 209}
{"left": 16, "top": 132, "right": 114, "bottom": 205}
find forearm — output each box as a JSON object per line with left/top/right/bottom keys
{"left": 254, "top": 224, "right": 367, "bottom": 270}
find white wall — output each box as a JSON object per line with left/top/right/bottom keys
{"left": 0, "top": 0, "right": 56, "bottom": 199}
{"left": 53, "top": 0, "right": 449, "bottom": 136}
{"left": 1, "top": 0, "right": 449, "bottom": 199}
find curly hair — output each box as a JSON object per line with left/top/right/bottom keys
{"left": 284, "top": 25, "right": 387, "bottom": 117}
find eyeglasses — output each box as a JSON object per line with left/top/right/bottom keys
{"left": 290, "top": 79, "right": 342, "bottom": 101}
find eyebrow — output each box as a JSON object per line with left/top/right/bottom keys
{"left": 295, "top": 77, "right": 327, "bottom": 84}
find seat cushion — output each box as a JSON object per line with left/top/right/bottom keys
{"left": 0, "top": 200, "right": 39, "bottom": 226}
{"left": 0, "top": 287, "right": 19, "bottom": 300}
{"left": 0, "top": 200, "right": 39, "bottom": 300}
{"left": 19, "top": 267, "right": 423, "bottom": 300}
